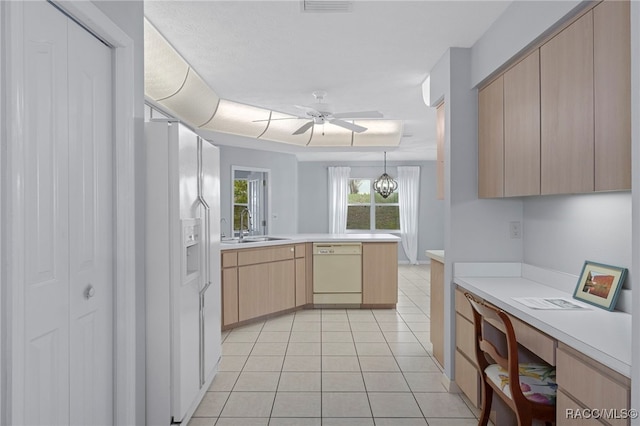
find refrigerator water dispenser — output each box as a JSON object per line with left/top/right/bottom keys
{"left": 182, "top": 218, "right": 201, "bottom": 285}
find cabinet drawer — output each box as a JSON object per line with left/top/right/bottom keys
{"left": 222, "top": 268, "right": 238, "bottom": 326}
{"left": 455, "top": 313, "right": 476, "bottom": 364}
{"left": 557, "top": 389, "right": 604, "bottom": 426}
{"left": 455, "top": 288, "right": 474, "bottom": 322}
{"left": 222, "top": 251, "right": 238, "bottom": 268}
{"left": 557, "top": 345, "right": 630, "bottom": 426}
{"left": 510, "top": 315, "right": 556, "bottom": 365}
{"left": 455, "top": 350, "right": 480, "bottom": 407}
{"left": 294, "top": 244, "right": 306, "bottom": 258}
{"left": 238, "top": 245, "right": 295, "bottom": 266}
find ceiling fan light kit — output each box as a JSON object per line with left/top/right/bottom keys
{"left": 373, "top": 151, "right": 398, "bottom": 199}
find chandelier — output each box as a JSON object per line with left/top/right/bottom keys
{"left": 373, "top": 151, "right": 397, "bottom": 199}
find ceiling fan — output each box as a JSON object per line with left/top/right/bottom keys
{"left": 257, "top": 91, "right": 383, "bottom": 135}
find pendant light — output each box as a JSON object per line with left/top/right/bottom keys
{"left": 373, "top": 151, "right": 397, "bottom": 199}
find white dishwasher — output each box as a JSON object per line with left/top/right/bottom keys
{"left": 313, "top": 243, "right": 362, "bottom": 304}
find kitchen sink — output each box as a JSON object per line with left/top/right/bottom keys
{"left": 221, "top": 237, "right": 289, "bottom": 244}
{"left": 245, "top": 236, "right": 289, "bottom": 242}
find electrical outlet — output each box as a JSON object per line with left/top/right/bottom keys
{"left": 509, "top": 221, "right": 521, "bottom": 239}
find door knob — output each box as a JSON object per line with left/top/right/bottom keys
{"left": 85, "top": 285, "right": 95, "bottom": 299}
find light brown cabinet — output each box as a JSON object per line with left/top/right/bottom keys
{"left": 478, "top": 2, "right": 630, "bottom": 198}
{"left": 294, "top": 244, "right": 307, "bottom": 307}
{"left": 436, "top": 103, "right": 445, "bottom": 200}
{"left": 556, "top": 343, "right": 631, "bottom": 426}
{"left": 478, "top": 76, "right": 504, "bottom": 198}
{"left": 362, "top": 242, "right": 398, "bottom": 305}
{"left": 594, "top": 0, "right": 631, "bottom": 191}
{"left": 454, "top": 289, "right": 481, "bottom": 407}
{"left": 222, "top": 244, "right": 298, "bottom": 328}
{"left": 541, "top": 10, "right": 594, "bottom": 195}
{"left": 504, "top": 50, "right": 541, "bottom": 197}
{"left": 430, "top": 259, "right": 444, "bottom": 367}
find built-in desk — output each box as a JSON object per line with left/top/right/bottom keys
{"left": 454, "top": 263, "right": 632, "bottom": 425}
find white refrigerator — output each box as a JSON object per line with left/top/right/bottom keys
{"left": 145, "top": 120, "right": 221, "bottom": 425}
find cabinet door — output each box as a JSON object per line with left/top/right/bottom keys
{"left": 362, "top": 243, "right": 398, "bottom": 304}
{"left": 504, "top": 50, "right": 541, "bottom": 196}
{"left": 238, "top": 263, "right": 270, "bottom": 321}
{"left": 222, "top": 268, "right": 238, "bottom": 326}
{"left": 478, "top": 76, "right": 504, "bottom": 198}
{"left": 541, "top": 11, "right": 594, "bottom": 194}
{"left": 295, "top": 258, "right": 306, "bottom": 307}
{"left": 436, "top": 103, "right": 445, "bottom": 200}
{"left": 594, "top": 0, "right": 631, "bottom": 191}
{"left": 430, "top": 260, "right": 444, "bottom": 366}
{"left": 269, "top": 260, "right": 295, "bottom": 313}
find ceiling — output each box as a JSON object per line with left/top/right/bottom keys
{"left": 144, "top": 1, "right": 511, "bottom": 162}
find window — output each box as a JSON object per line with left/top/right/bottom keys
{"left": 347, "top": 178, "right": 400, "bottom": 231}
{"left": 233, "top": 178, "right": 249, "bottom": 232}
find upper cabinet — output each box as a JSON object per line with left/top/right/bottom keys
{"left": 540, "top": 11, "right": 594, "bottom": 195}
{"left": 436, "top": 103, "right": 445, "bottom": 200}
{"left": 478, "top": 76, "right": 504, "bottom": 198}
{"left": 504, "top": 50, "right": 540, "bottom": 197}
{"left": 478, "top": 1, "right": 630, "bottom": 198}
{"left": 593, "top": 0, "right": 631, "bottom": 191}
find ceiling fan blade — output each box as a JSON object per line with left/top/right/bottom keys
{"left": 332, "top": 110, "right": 383, "bottom": 119}
{"left": 329, "top": 119, "right": 368, "bottom": 133}
{"left": 292, "top": 121, "right": 314, "bottom": 135}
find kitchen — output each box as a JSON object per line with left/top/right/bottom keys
{"left": 1, "top": 1, "right": 639, "bottom": 425}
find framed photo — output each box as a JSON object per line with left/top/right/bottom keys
{"left": 573, "top": 261, "right": 627, "bottom": 311}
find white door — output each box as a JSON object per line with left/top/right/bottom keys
{"left": 67, "top": 15, "right": 114, "bottom": 426}
{"left": 20, "top": 2, "right": 114, "bottom": 424}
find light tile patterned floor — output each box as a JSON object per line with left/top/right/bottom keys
{"left": 189, "top": 264, "right": 484, "bottom": 426}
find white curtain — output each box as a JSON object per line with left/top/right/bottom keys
{"left": 328, "top": 166, "right": 351, "bottom": 234}
{"left": 398, "top": 166, "right": 420, "bottom": 264}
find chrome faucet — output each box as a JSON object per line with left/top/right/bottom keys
{"left": 239, "top": 208, "right": 251, "bottom": 241}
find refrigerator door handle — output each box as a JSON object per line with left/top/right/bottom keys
{"left": 196, "top": 136, "right": 211, "bottom": 388}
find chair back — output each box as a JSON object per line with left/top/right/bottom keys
{"left": 464, "top": 292, "right": 527, "bottom": 405}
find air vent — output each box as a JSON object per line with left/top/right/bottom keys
{"left": 301, "top": 0, "right": 353, "bottom": 13}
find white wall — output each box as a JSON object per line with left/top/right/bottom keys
{"left": 523, "top": 193, "right": 632, "bottom": 284}
{"left": 430, "top": 47, "right": 525, "bottom": 380}
{"left": 91, "top": 1, "right": 145, "bottom": 424}
{"left": 297, "top": 161, "right": 444, "bottom": 263}
{"left": 217, "top": 145, "right": 298, "bottom": 236}
{"left": 471, "top": 0, "right": 582, "bottom": 87}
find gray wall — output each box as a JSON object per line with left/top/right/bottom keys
{"left": 217, "top": 145, "right": 298, "bottom": 236}
{"left": 297, "top": 161, "right": 444, "bottom": 263}
{"left": 92, "top": 1, "right": 145, "bottom": 424}
{"left": 523, "top": 193, "right": 632, "bottom": 286}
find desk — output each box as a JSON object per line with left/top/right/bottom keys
{"left": 454, "top": 263, "right": 631, "bottom": 425}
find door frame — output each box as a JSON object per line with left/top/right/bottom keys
{"left": 0, "top": 1, "right": 137, "bottom": 424}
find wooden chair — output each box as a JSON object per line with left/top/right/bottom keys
{"left": 464, "top": 292, "right": 557, "bottom": 426}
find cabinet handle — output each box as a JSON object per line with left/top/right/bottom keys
{"left": 85, "top": 285, "right": 95, "bottom": 299}
{"left": 290, "top": 247, "right": 294, "bottom": 252}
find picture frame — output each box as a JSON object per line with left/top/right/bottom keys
{"left": 573, "top": 261, "right": 627, "bottom": 311}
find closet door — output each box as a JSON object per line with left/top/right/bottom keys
{"left": 67, "top": 17, "right": 114, "bottom": 426}
{"left": 22, "top": 3, "right": 71, "bottom": 423}
{"left": 19, "top": 2, "right": 114, "bottom": 424}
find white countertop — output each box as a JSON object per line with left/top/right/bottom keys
{"left": 220, "top": 233, "right": 401, "bottom": 251}
{"left": 454, "top": 263, "right": 632, "bottom": 378}
{"left": 425, "top": 250, "right": 444, "bottom": 263}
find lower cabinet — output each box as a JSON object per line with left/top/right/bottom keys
{"left": 222, "top": 244, "right": 300, "bottom": 328}
{"left": 362, "top": 242, "right": 398, "bottom": 305}
{"left": 556, "top": 343, "right": 631, "bottom": 426}
{"left": 430, "top": 259, "right": 444, "bottom": 367}
{"left": 222, "top": 268, "right": 238, "bottom": 326}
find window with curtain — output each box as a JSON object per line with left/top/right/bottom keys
{"left": 346, "top": 178, "right": 400, "bottom": 231}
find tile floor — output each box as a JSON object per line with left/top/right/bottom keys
{"left": 189, "top": 264, "right": 484, "bottom": 426}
